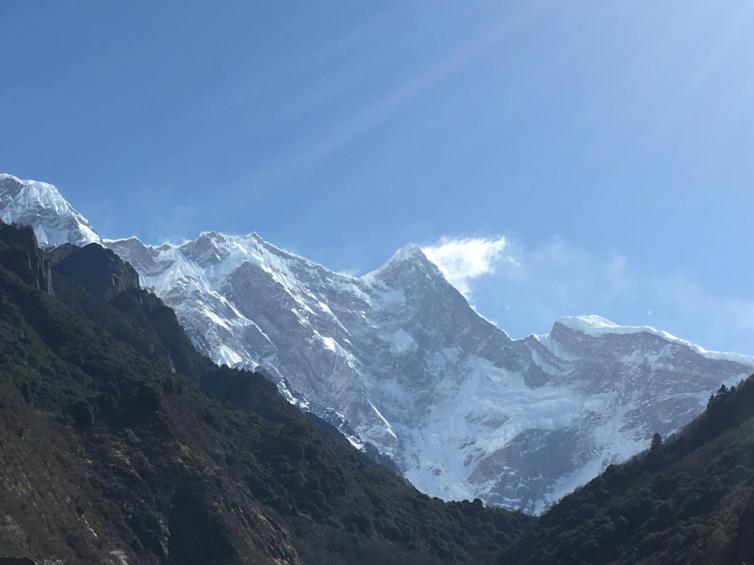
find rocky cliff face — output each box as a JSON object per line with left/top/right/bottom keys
{"left": 49, "top": 243, "right": 140, "bottom": 301}
{"left": 3, "top": 173, "right": 753, "bottom": 512}
{"left": 0, "top": 223, "right": 53, "bottom": 294}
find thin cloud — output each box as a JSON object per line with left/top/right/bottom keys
{"left": 422, "top": 235, "right": 509, "bottom": 296}
{"left": 458, "top": 235, "right": 754, "bottom": 356}
{"left": 419, "top": 232, "right": 753, "bottom": 355}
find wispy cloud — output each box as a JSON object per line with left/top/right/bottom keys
{"left": 422, "top": 233, "right": 754, "bottom": 356}
{"left": 422, "top": 235, "right": 509, "bottom": 296}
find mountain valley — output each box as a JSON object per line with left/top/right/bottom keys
{"left": 2, "top": 172, "right": 752, "bottom": 513}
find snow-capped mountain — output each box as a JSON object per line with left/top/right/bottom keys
{"left": 3, "top": 173, "right": 753, "bottom": 512}
{"left": 0, "top": 174, "right": 100, "bottom": 247}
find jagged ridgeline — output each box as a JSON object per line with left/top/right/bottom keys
{"left": 0, "top": 222, "right": 528, "bottom": 564}
{"left": 4, "top": 173, "right": 754, "bottom": 514}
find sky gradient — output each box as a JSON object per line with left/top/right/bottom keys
{"left": 2, "top": 1, "right": 754, "bottom": 354}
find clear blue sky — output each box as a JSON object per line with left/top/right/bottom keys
{"left": 2, "top": 1, "right": 754, "bottom": 353}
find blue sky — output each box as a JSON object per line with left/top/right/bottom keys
{"left": 2, "top": 1, "right": 754, "bottom": 353}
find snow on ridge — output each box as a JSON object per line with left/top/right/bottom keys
{"left": 103, "top": 235, "right": 143, "bottom": 244}
{"left": 557, "top": 314, "right": 754, "bottom": 366}
{"left": 387, "top": 243, "right": 426, "bottom": 263}
{"left": 203, "top": 229, "right": 363, "bottom": 285}
{"left": 363, "top": 243, "right": 433, "bottom": 278}
{"left": 0, "top": 172, "right": 100, "bottom": 247}
{"left": 0, "top": 172, "right": 54, "bottom": 188}
{"left": 2, "top": 173, "right": 77, "bottom": 213}
{"left": 0, "top": 173, "right": 39, "bottom": 186}
{"left": 557, "top": 314, "right": 674, "bottom": 338}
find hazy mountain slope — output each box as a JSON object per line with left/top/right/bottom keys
{"left": 507, "top": 374, "right": 754, "bottom": 565}
{"left": 0, "top": 222, "right": 529, "bottom": 564}
{"left": 3, "top": 173, "right": 753, "bottom": 512}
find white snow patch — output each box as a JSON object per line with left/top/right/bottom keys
{"left": 321, "top": 336, "right": 337, "bottom": 352}
{"left": 215, "top": 346, "right": 243, "bottom": 367}
{"left": 368, "top": 401, "right": 397, "bottom": 439}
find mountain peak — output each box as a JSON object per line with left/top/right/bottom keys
{"left": 556, "top": 314, "right": 625, "bottom": 334}
{"left": 389, "top": 243, "right": 426, "bottom": 262}
{"left": 363, "top": 244, "right": 448, "bottom": 288}
{"left": 1, "top": 173, "right": 73, "bottom": 212}
{"left": 554, "top": 314, "right": 754, "bottom": 366}
{"left": 556, "top": 313, "right": 693, "bottom": 342}
{"left": 0, "top": 173, "right": 100, "bottom": 248}
{"left": 370, "top": 243, "right": 435, "bottom": 274}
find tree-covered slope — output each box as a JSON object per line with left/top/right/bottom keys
{"left": 0, "top": 223, "right": 528, "bottom": 564}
